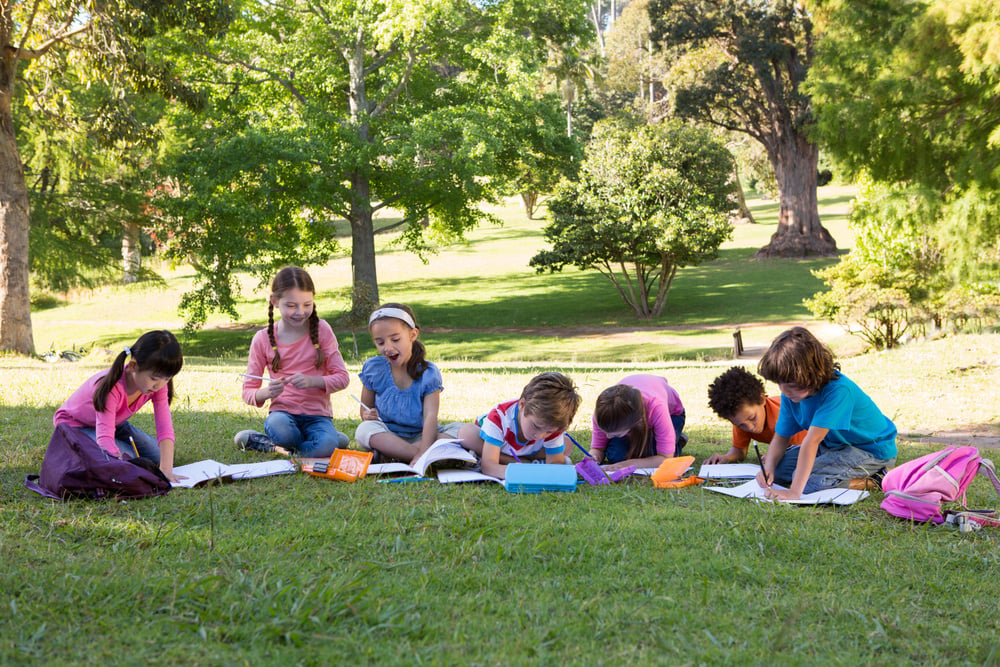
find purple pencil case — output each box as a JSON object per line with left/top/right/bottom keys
{"left": 575, "top": 458, "right": 636, "bottom": 485}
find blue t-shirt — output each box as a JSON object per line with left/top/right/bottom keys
{"left": 775, "top": 371, "right": 897, "bottom": 460}
{"left": 358, "top": 356, "right": 444, "bottom": 440}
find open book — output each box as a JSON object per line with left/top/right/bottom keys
{"left": 366, "top": 438, "right": 478, "bottom": 478}
{"left": 705, "top": 479, "right": 869, "bottom": 505}
{"left": 170, "top": 459, "right": 296, "bottom": 488}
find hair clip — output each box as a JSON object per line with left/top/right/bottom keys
{"left": 123, "top": 346, "right": 132, "bottom": 357}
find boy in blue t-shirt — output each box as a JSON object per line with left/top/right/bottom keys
{"left": 755, "top": 327, "right": 897, "bottom": 500}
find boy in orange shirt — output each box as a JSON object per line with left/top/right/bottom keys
{"left": 705, "top": 366, "right": 805, "bottom": 464}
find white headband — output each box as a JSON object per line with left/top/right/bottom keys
{"left": 369, "top": 307, "right": 416, "bottom": 329}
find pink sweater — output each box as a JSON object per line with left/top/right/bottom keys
{"left": 590, "top": 374, "right": 685, "bottom": 456}
{"left": 241, "top": 320, "right": 349, "bottom": 417}
{"left": 54, "top": 371, "right": 174, "bottom": 456}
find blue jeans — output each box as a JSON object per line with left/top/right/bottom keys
{"left": 604, "top": 412, "right": 686, "bottom": 464}
{"left": 265, "top": 411, "right": 348, "bottom": 458}
{"left": 772, "top": 442, "right": 896, "bottom": 493}
{"left": 80, "top": 422, "right": 160, "bottom": 463}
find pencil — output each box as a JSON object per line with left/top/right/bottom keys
{"left": 754, "top": 443, "right": 770, "bottom": 487}
{"left": 239, "top": 372, "right": 269, "bottom": 381}
{"left": 349, "top": 394, "right": 373, "bottom": 411}
{"left": 129, "top": 436, "right": 140, "bottom": 458}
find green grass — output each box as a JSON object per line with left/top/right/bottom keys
{"left": 3, "top": 334, "right": 1000, "bottom": 665}
{"left": 7, "top": 185, "right": 1000, "bottom": 664}
{"left": 30, "top": 186, "right": 856, "bottom": 363}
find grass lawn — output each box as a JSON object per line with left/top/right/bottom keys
{"left": 5, "top": 186, "right": 1000, "bottom": 665}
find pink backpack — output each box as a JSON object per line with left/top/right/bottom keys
{"left": 881, "top": 446, "right": 1000, "bottom": 523}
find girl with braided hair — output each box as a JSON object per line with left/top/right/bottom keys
{"left": 236, "top": 266, "right": 350, "bottom": 456}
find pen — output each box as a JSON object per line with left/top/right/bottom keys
{"left": 129, "top": 436, "right": 140, "bottom": 458}
{"left": 239, "top": 372, "right": 271, "bottom": 381}
{"left": 378, "top": 476, "right": 431, "bottom": 484}
{"left": 754, "top": 443, "right": 770, "bottom": 487}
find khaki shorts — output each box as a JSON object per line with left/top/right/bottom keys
{"left": 354, "top": 420, "right": 462, "bottom": 450}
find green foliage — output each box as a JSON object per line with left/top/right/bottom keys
{"left": 531, "top": 119, "right": 734, "bottom": 318}
{"left": 808, "top": 0, "right": 1000, "bottom": 284}
{"left": 807, "top": 178, "right": 955, "bottom": 350}
{"left": 155, "top": 0, "right": 588, "bottom": 324}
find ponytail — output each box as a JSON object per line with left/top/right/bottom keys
{"left": 93, "top": 331, "right": 183, "bottom": 412}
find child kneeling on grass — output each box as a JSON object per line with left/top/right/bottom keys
{"left": 705, "top": 366, "right": 806, "bottom": 464}
{"left": 756, "top": 327, "right": 897, "bottom": 500}
{"left": 457, "top": 372, "right": 582, "bottom": 480}
{"left": 591, "top": 374, "right": 687, "bottom": 472}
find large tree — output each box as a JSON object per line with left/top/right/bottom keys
{"left": 158, "top": 0, "right": 591, "bottom": 323}
{"left": 0, "top": 1, "right": 230, "bottom": 354}
{"left": 648, "top": 0, "right": 836, "bottom": 258}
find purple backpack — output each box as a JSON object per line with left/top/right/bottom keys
{"left": 25, "top": 424, "right": 172, "bottom": 500}
{"left": 881, "top": 446, "right": 1000, "bottom": 523}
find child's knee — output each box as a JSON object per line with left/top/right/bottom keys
{"left": 354, "top": 420, "right": 388, "bottom": 450}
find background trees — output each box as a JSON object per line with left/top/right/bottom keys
{"left": 156, "top": 0, "right": 591, "bottom": 324}
{"left": 0, "top": 1, "right": 230, "bottom": 354}
{"left": 648, "top": 0, "right": 836, "bottom": 258}
{"left": 530, "top": 119, "right": 734, "bottom": 318}
{"left": 807, "top": 0, "right": 1000, "bottom": 344}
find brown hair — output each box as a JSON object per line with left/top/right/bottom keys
{"left": 758, "top": 327, "right": 838, "bottom": 393}
{"left": 594, "top": 384, "right": 648, "bottom": 459}
{"left": 519, "top": 372, "right": 582, "bottom": 431}
{"left": 369, "top": 302, "right": 428, "bottom": 381}
{"left": 268, "top": 266, "right": 322, "bottom": 373}
{"left": 94, "top": 330, "right": 183, "bottom": 412}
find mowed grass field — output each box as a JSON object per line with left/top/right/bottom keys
{"left": 4, "top": 187, "right": 1000, "bottom": 665}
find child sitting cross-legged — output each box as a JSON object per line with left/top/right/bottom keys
{"left": 705, "top": 366, "right": 806, "bottom": 464}
{"left": 457, "top": 372, "right": 582, "bottom": 480}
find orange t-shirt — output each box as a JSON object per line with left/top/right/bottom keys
{"left": 732, "top": 395, "right": 806, "bottom": 452}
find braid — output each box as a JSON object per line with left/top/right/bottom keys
{"left": 268, "top": 302, "right": 281, "bottom": 373}
{"left": 309, "top": 310, "right": 323, "bottom": 369}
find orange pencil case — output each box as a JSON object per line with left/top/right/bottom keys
{"left": 305, "top": 449, "right": 373, "bottom": 483}
{"left": 651, "top": 455, "right": 696, "bottom": 488}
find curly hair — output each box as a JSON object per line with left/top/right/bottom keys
{"left": 758, "top": 327, "right": 838, "bottom": 393}
{"left": 519, "top": 372, "right": 582, "bottom": 431}
{"left": 707, "top": 367, "right": 766, "bottom": 420}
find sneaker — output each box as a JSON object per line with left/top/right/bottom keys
{"left": 234, "top": 430, "right": 276, "bottom": 452}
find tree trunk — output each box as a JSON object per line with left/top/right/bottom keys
{"left": 348, "top": 170, "right": 379, "bottom": 320}
{"left": 732, "top": 161, "right": 755, "bottom": 223}
{"left": 0, "top": 47, "right": 34, "bottom": 355}
{"left": 346, "top": 34, "right": 380, "bottom": 321}
{"left": 755, "top": 133, "right": 835, "bottom": 258}
{"left": 122, "top": 220, "right": 141, "bottom": 283}
{"left": 521, "top": 192, "right": 538, "bottom": 219}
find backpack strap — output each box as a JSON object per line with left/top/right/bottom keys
{"left": 24, "top": 474, "right": 61, "bottom": 500}
{"left": 979, "top": 459, "right": 1000, "bottom": 498}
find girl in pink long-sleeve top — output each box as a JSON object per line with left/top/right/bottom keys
{"left": 53, "top": 330, "right": 184, "bottom": 482}
{"left": 235, "top": 266, "right": 350, "bottom": 457}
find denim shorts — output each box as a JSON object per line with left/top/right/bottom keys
{"left": 772, "top": 442, "right": 896, "bottom": 493}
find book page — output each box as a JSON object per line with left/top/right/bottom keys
{"left": 410, "top": 438, "right": 478, "bottom": 476}
{"left": 705, "top": 479, "right": 869, "bottom": 505}
{"left": 226, "top": 459, "right": 296, "bottom": 480}
{"left": 436, "top": 469, "right": 502, "bottom": 484}
{"left": 698, "top": 463, "right": 762, "bottom": 479}
{"left": 171, "top": 460, "right": 230, "bottom": 488}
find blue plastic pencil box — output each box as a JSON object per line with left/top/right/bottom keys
{"left": 503, "top": 464, "right": 577, "bottom": 493}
